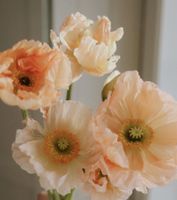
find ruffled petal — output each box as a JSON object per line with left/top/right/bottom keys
{"left": 74, "top": 36, "right": 119, "bottom": 76}
{"left": 60, "top": 12, "right": 93, "bottom": 50}
{"left": 0, "top": 40, "right": 70, "bottom": 109}
{"left": 12, "top": 119, "right": 43, "bottom": 173}
{"left": 94, "top": 128, "right": 128, "bottom": 168}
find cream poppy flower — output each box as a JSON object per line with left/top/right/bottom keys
{"left": 52, "top": 13, "right": 92, "bottom": 80}
{"left": 81, "top": 16, "right": 123, "bottom": 58}
{"left": 59, "top": 12, "right": 93, "bottom": 50}
{"left": 50, "top": 30, "right": 82, "bottom": 82}
{"left": 56, "top": 13, "right": 123, "bottom": 76}
{"left": 0, "top": 40, "right": 72, "bottom": 109}
{"left": 84, "top": 157, "right": 132, "bottom": 200}
{"left": 12, "top": 101, "right": 100, "bottom": 194}
{"left": 95, "top": 71, "right": 177, "bottom": 191}
{"left": 74, "top": 16, "right": 123, "bottom": 76}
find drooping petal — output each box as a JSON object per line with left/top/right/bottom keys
{"left": 94, "top": 127, "right": 128, "bottom": 168}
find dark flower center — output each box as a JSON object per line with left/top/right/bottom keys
{"left": 19, "top": 76, "right": 32, "bottom": 87}
{"left": 119, "top": 119, "right": 153, "bottom": 147}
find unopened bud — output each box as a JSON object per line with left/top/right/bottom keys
{"left": 102, "top": 70, "right": 120, "bottom": 101}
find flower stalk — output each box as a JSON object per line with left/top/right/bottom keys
{"left": 66, "top": 84, "right": 73, "bottom": 100}
{"left": 20, "top": 109, "right": 29, "bottom": 120}
{"left": 47, "top": 189, "right": 74, "bottom": 200}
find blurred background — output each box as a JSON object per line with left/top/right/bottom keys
{"left": 0, "top": 0, "right": 177, "bottom": 199}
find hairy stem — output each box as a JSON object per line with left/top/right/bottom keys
{"left": 20, "top": 109, "right": 29, "bottom": 120}
{"left": 47, "top": 189, "right": 74, "bottom": 200}
{"left": 66, "top": 84, "right": 73, "bottom": 100}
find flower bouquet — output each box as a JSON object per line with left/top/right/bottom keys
{"left": 1, "top": 12, "right": 177, "bottom": 200}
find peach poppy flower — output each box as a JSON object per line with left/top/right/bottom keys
{"left": 12, "top": 101, "right": 100, "bottom": 194}
{"left": 73, "top": 16, "right": 123, "bottom": 76}
{"left": 84, "top": 157, "right": 132, "bottom": 200}
{"left": 93, "top": 127, "right": 147, "bottom": 193}
{"left": 0, "top": 40, "right": 72, "bottom": 109}
{"left": 95, "top": 71, "right": 177, "bottom": 191}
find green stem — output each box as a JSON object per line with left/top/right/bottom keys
{"left": 47, "top": 189, "right": 74, "bottom": 200}
{"left": 66, "top": 84, "right": 73, "bottom": 100}
{"left": 64, "top": 189, "right": 74, "bottom": 200}
{"left": 48, "top": 190, "right": 54, "bottom": 200}
{"left": 53, "top": 190, "right": 61, "bottom": 200}
{"left": 20, "top": 109, "right": 29, "bottom": 120}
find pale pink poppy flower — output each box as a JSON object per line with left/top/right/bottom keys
{"left": 12, "top": 101, "right": 100, "bottom": 194}
{"left": 84, "top": 157, "right": 132, "bottom": 200}
{"left": 95, "top": 71, "right": 177, "bottom": 191}
{"left": 0, "top": 40, "right": 72, "bottom": 110}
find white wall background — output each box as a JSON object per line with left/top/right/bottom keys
{"left": 141, "top": 0, "right": 177, "bottom": 200}
{"left": 147, "top": 0, "right": 177, "bottom": 199}
{"left": 156, "top": 0, "right": 177, "bottom": 98}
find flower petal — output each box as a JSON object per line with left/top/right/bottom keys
{"left": 74, "top": 36, "right": 119, "bottom": 76}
